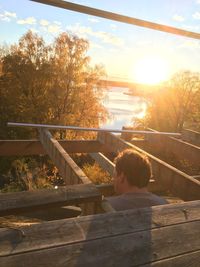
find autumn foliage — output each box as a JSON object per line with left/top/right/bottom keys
{"left": 143, "top": 71, "right": 200, "bottom": 132}
{"left": 0, "top": 30, "right": 108, "bottom": 139}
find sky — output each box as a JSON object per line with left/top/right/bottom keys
{"left": 0, "top": 0, "right": 200, "bottom": 83}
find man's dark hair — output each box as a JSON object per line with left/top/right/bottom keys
{"left": 114, "top": 149, "right": 152, "bottom": 188}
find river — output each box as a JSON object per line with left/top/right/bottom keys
{"left": 101, "top": 87, "right": 148, "bottom": 129}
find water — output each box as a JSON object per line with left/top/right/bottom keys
{"left": 102, "top": 87, "right": 147, "bottom": 129}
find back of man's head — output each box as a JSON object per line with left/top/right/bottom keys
{"left": 114, "top": 149, "right": 152, "bottom": 188}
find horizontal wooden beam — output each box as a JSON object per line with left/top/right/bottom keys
{"left": 97, "top": 132, "right": 200, "bottom": 201}
{"left": 0, "top": 200, "right": 200, "bottom": 266}
{"left": 96, "top": 183, "right": 115, "bottom": 197}
{"left": 0, "top": 140, "right": 110, "bottom": 156}
{"left": 39, "top": 129, "right": 91, "bottom": 184}
{"left": 0, "top": 183, "right": 100, "bottom": 215}
{"left": 7, "top": 122, "right": 181, "bottom": 137}
{"left": 30, "top": 0, "right": 200, "bottom": 40}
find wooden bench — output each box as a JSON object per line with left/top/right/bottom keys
{"left": 0, "top": 200, "right": 200, "bottom": 267}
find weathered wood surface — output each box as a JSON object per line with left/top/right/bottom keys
{"left": 122, "top": 127, "right": 200, "bottom": 167}
{"left": 89, "top": 152, "right": 115, "bottom": 176}
{"left": 0, "top": 140, "right": 109, "bottom": 156}
{"left": 39, "top": 129, "right": 91, "bottom": 185}
{"left": 182, "top": 128, "right": 200, "bottom": 147}
{"left": 97, "top": 132, "right": 200, "bottom": 201}
{"left": 39, "top": 129, "right": 101, "bottom": 215}
{"left": 0, "top": 183, "right": 100, "bottom": 215}
{"left": 141, "top": 250, "right": 200, "bottom": 267}
{"left": 0, "top": 200, "right": 200, "bottom": 266}
{"left": 145, "top": 133, "right": 200, "bottom": 167}
{"left": 193, "top": 175, "right": 200, "bottom": 181}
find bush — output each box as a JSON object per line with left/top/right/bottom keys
{"left": 82, "top": 163, "right": 112, "bottom": 184}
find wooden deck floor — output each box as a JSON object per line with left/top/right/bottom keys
{"left": 0, "top": 200, "right": 200, "bottom": 267}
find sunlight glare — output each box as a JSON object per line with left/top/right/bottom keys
{"left": 131, "top": 56, "right": 170, "bottom": 85}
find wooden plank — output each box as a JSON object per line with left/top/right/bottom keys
{"left": 182, "top": 128, "right": 200, "bottom": 147}
{"left": 1, "top": 200, "right": 200, "bottom": 255}
{"left": 193, "top": 175, "right": 200, "bottom": 180}
{"left": 0, "top": 140, "right": 110, "bottom": 156}
{"left": 96, "top": 183, "right": 115, "bottom": 197}
{"left": 97, "top": 132, "right": 200, "bottom": 200}
{"left": 89, "top": 152, "right": 115, "bottom": 176}
{"left": 1, "top": 221, "right": 199, "bottom": 267}
{"left": 0, "top": 183, "right": 101, "bottom": 215}
{"left": 39, "top": 129, "right": 91, "bottom": 185}
{"left": 0, "top": 201, "right": 200, "bottom": 266}
{"left": 166, "top": 137, "right": 200, "bottom": 166}
{"left": 142, "top": 250, "right": 200, "bottom": 267}
{"left": 122, "top": 127, "right": 200, "bottom": 167}
{"left": 30, "top": 0, "right": 200, "bottom": 40}
{"left": 144, "top": 131, "right": 200, "bottom": 167}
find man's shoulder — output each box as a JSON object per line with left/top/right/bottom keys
{"left": 148, "top": 193, "right": 168, "bottom": 205}
{"left": 106, "top": 192, "right": 168, "bottom": 211}
{"left": 105, "top": 195, "right": 128, "bottom": 211}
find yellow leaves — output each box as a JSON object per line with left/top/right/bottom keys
{"left": 82, "top": 163, "right": 112, "bottom": 185}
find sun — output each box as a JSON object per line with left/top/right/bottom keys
{"left": 131, "top": 56, "right": 170, "bottom": 85}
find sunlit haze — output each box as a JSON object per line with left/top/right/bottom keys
{"left": 131, "top": 56, "right": 170, "bottom": 85}
{"left": 0, "top": 0, "right": 200, "bottom": 81}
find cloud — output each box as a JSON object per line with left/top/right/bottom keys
{"left": 39, "top": 19, "right": 49, "bottom": 26}
{"left": 178, "top": 40, "right": 200, "bottom": 49}
{"left": 30, "top": 28, "right": 39, "bottom": 33}
{"left": 193, "top": 12, "right": 200, "bottom": 19}
{"left": 47, "top": 24, "right": 61, "bottom": 33}
{"left": 110, "top": 24, "right": 117, "bottom": 30}
{"left": 0, "top": 10, "right": 17, "bottom": 22}
{"left": 182, "top": 24, "right": 200, "bottom": 31}
{"left": 90, "top": 41, "right": 103, "bottom": 49}
{"left": 17, "top": 17, "right": 36, "bottom": 25}
{"left": 172, "top": 14, "right": 185, "bottom": 22}
{"left": 94, "top": 31, "right": 124, "bottom": 46}
{"left": 196, "top": 0, "right": 200, "bottom": 4}
{"left": 67, "top": 24, "right": 91, "bottom": 38}
{"left": 38, "top": 20, "right": 62, "bottom": 35}
{"left": 4, "top": 11, "right": 17, "bottom": 18}
{"left": 53, "top": 21, "right": 62, "bottom": 25}
{"left": 67, "top": 23, "right": 124, "bottom": 46}
{"left": 88, "top": 16, "right": 99, "bottom": 23}
{"left": 0, "top": 14, "right": 10, "bottom": 22}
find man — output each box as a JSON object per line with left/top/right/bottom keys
{"left": 106, "top": 149, "right": 168, "bottom": 211}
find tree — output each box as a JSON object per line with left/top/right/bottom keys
{"left": 0, "top": 30, "right": 109, "bottom": 192}
{"left": 0, "top": 30, "right": 108, "bottom": 139}
{"left": 48, "top": 32, "right": 108, "bottom": 139}
{"left": 143, "top": 71, "right": 200, "bottom": 132}
{"left": 0, "top": 31, "right": 53, "bottom": 138}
